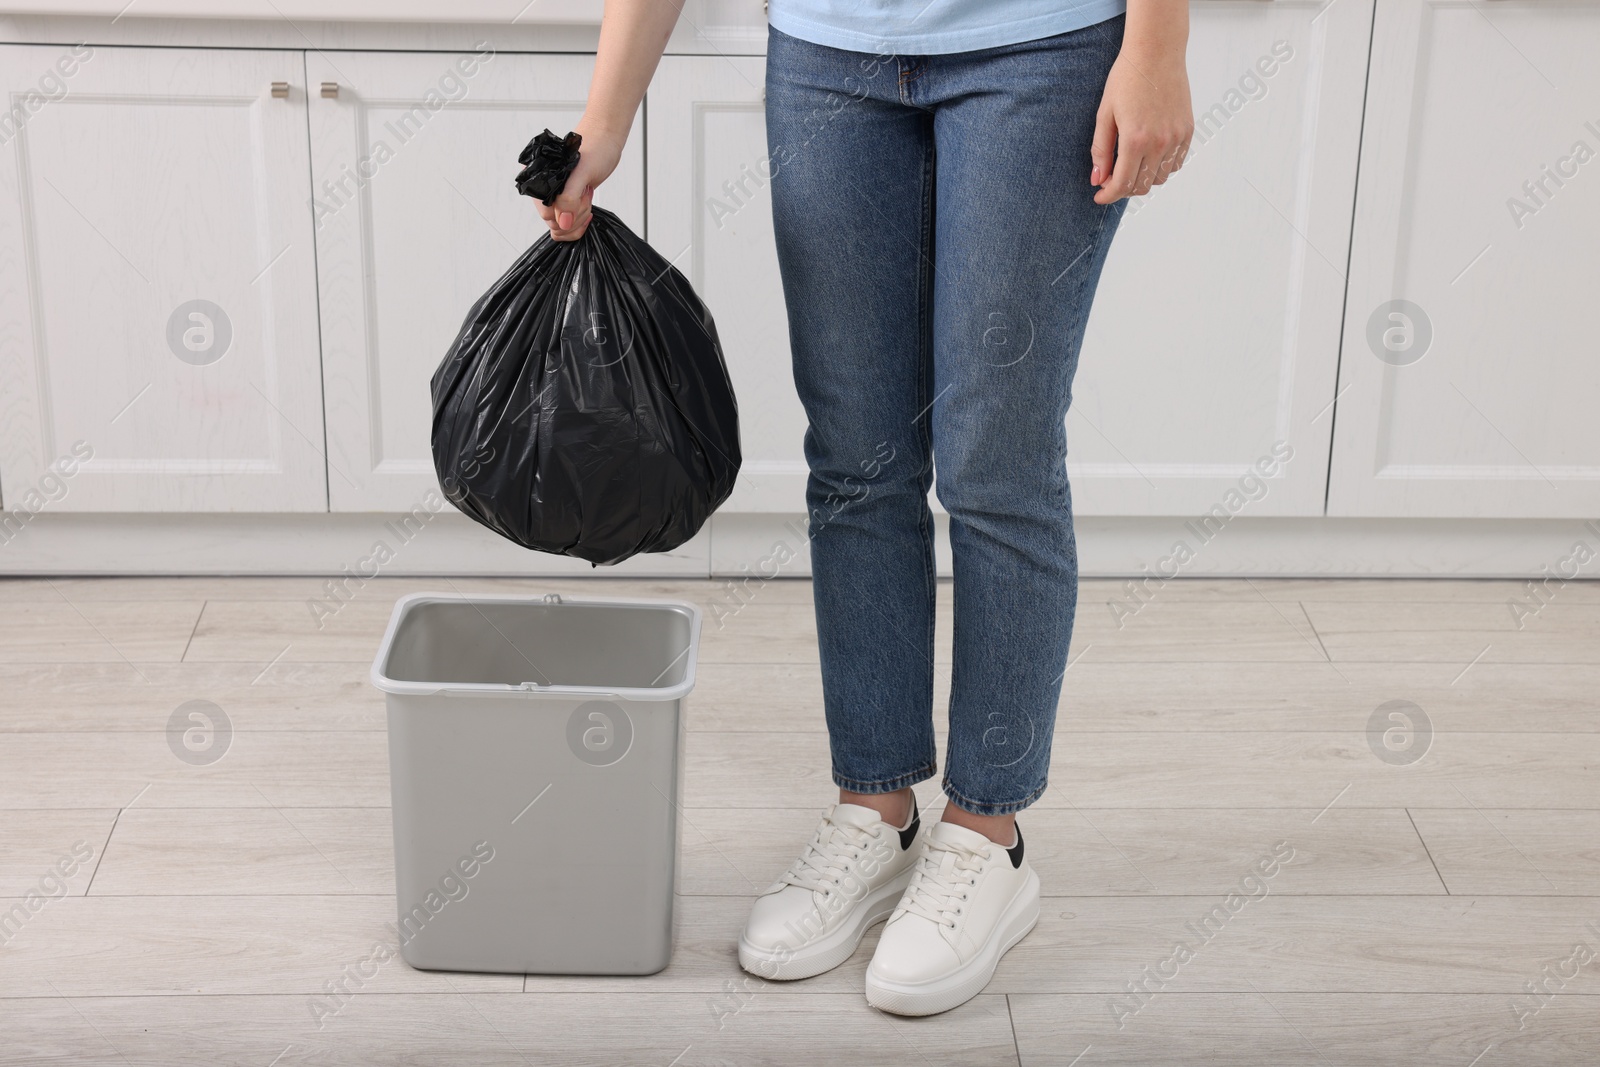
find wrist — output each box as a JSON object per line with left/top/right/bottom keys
{"left": 577, "top": 111, "right": 632, "bottom": 148}
{"left": 1119, "top": 34, "right": 1186, "bottom": 62}
{"left": 1122, "top": 0, "right": 1189, "bottom": 62}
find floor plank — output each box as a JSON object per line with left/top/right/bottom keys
{"left": 0, "top": 810, "right": 115, "bottom": 897}
{"left": 0, "top": 731, "right": 390, "bottom": 809}
{"left": 1304, "top": 600, "right": 1600, "bottom": 663}
{"left": 0, "top": 894, "right": 518, "bottom": 998}
{"left": 0, "top": 599, "right": 203, "bottom": 664}
{"left": 1080, "top": 576, "right": 1600, "bottom": 604}
{"left": 0, "top": 575, "right": 817, "bottom": 606}
{"left": 5, "top": 724, "right": 1595, "bottom": 812}
{"left": 73, "top": 803, "right": 1441, "bottom": 901}
{"left": 1071, "top": 601, "right": 1333, "bottom": 662}
{"left": 680, "top": 806, "right": 1444, "bottom": 897}
{"left": 5, "top": 657, "right": 1598, "bottom": 737}
{"left": 502, "top": 892, "right": 1600, "bottom": 996}
{"left": 1007, "top": 992, "right": 1599, "bottom": 1066}
{"left": 85, "top": 808, "right": 392, "bottom": 896}
{"left": 1408, "top": 808, "right": 1600, "bottom": 895}
{"left": 0, "top": 662, "right": 382, "bottom": 732}
{"left": 182, "top": 599, "right": 403, "bottom": 664}
{"left": 8, "top": 574, "right": 1597, "bottom": 606}
{"left": 678, "top": 730, "right": 1600, "bottom": 809}
{"left": 0, "top": 992, "right": 1018, "bottom": 1067}
{"left": 994, "top": 895, "right": 1600, "bottom": 995}
{"left": 691, "top": 659, "right": 1600, "bottom": 733}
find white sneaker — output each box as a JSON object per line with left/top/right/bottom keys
{"left": 864, "top": 820, "right": 1040, "bottom": 1016}
{"left": 738, "top": 798, "right": 922, "bottom": 981}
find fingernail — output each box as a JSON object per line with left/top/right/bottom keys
{"left": 1090, "top": 166, "right": 1101, "bottom": 185}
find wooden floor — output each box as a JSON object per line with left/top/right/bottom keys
{"left": 1, "top": 575, "right": 1598, "bottom": 1065}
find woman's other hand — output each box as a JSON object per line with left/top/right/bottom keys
{"left": 1091, "top": 3, "right": 1193, "bottom": 205}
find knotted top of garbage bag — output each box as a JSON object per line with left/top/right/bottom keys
{"left": 514, "top": 128, "right": 582, "bottom": 205}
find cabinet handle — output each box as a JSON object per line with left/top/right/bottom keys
{"left": 321, "top": 81, "right": 339, "bottom": 98}
{"left": 270, "top": 81, "right": 290, "bottom": 98}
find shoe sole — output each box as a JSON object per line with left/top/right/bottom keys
{"left": 863, "top": 867, "right": 1041, "bottom": 1016}
{"left": 738, "top": 872, "right": 914, "bottom": 982}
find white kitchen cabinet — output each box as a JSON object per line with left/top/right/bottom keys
{"left": 0, "top": 45, "right": 327, "bottom": 511}
{"left": 307, "top": 50, "right": 644, "bottom": 512}
{"left": 1326, "top": 0, "right": 1600, "bottom": 517}
{"left": 1070, "top": 0, "right": 1374, "bottom": 515}
{"left": 646, "top": 55, "right": 798, "bottom": 512}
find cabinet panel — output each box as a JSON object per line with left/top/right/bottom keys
{"left": 1071, "top": 0, "right": 1373, "bottom": 515}
{"left": 1327, "top": 0, "right": 1600, "bottom": 517}
{"left": 0, "top": 45, "right": 326, "bottom": 512}
{"left": 308, "top": 50, "right": 644, "bottom": 511}
{"left": 647, "top": 56, "right": 797, "bottom": 512}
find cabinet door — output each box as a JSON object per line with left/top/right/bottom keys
{"left": 1070, "top": 0, "right": 1374, "bottom": 515}
{"left": 647, "top": 56, "right": 798, "bottom": 512}
{"left": 0, "top": 46, "right": 326, "bottom": 512}
{"left": 307, "top": 51, "right": 644, "bottom": 512}
{"left": 1326, "top": 0, "right": 1600, "bottom": 517}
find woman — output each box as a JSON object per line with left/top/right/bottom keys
{"left": 538, "top": 0, "right": 1192, "bottom": 1016}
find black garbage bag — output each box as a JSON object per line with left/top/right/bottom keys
{"left": 431, "top": 130, "right": 741, "bottom": 566}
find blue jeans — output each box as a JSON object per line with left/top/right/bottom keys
{"left": 765, "top": 18, "right": 1126, "bottom": 816}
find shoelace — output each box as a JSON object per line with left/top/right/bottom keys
{"left": 778, "top": 812, "right": 878, "bottom": 896}
{"left": 899, "top": 836, "right": 992, "bottom": 929}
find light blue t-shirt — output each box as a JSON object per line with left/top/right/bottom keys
{"left": 768, "top": 0, "right": 1127, "bottom": 56}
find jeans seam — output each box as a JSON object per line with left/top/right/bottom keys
{"left": 896, "top": 57, "right": 933, "bottom": 109}
{"left": 915, "top": 119, "right": 939, "bottom": 777}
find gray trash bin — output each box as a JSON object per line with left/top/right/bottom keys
{"left": 370, "top": 591, "right": 701, "bottom": 975}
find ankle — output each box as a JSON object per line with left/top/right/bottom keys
{"left": 840, "top": 786, "right": 914, "bottom": 827}
{"left": 939, "top": 804, "right": 1016, "bottom": 847}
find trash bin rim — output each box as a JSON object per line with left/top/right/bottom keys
{"left": 369, "top": 591, "right": 703, "bottom": 702}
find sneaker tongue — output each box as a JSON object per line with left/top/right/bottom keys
{"left": 831, "top": 803, "right": 889, "bottom": 829}
{"left": 928, "top": 821, "right": 995, "bottom": 852}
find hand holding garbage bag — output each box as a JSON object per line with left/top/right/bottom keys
{"left": 431, "top": 130, "right": 741, "bottom": 565}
